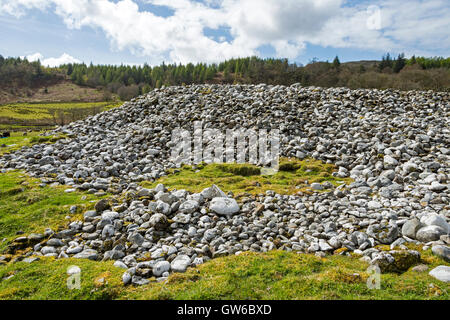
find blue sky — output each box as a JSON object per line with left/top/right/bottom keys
{"left": 0, "top": 0, "right": 449, "bottom": 67}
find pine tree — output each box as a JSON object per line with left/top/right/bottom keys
{"left": 67, "top": 64, "right": 73, "bottom": 76}
{"left": 333, "top": 56, "right": 341, "bottom": 69}
{"left": 393, "top": 53, "right": 406, "bottom": 73}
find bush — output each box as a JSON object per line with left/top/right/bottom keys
{"left": 117, "top": 85, "right": 140, "bottom": 101}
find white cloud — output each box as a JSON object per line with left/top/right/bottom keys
{"left": 23, "top": 52, "right": 81, "bottom": 67}
{"left": 22, "top": 52, "right": 45, "bottom": 62}
{"left": 0, "top": 0, "right": 50, "bottom": 17}
{"left": 1, "top": 0, "right": 450, "bottom": 63}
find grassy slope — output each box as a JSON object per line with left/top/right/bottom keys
{"left": 0, "top": 80, "right": 112, "bottom": 105}
{"left": 0, "top": 153, "right": 448, "bottom": 299}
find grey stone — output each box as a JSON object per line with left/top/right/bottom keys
{"left": 367, "top": 223, "right": 399, "bottom": 244}
{"left": 148, "top": 213, "right": 169, "bottom": 230}
{"left": 201, "top": 185, "right": 226, "bottom": 199}
{"left": 127, "top": 232, "right": 145, "bottom": 246}
{"left": 178, "top": 200, "right": 199, "bottom": 214}
{"left": 416, "top": 225, "right": 446, "bottom": 242}
{"left": 401, "top": 219, "right": 422, "bottom": 239}
{"left": 73, "top": 249, "right": 99, "bottom": 261}
{"left": 431, "top": 245, "right": 450, "bottom": 262}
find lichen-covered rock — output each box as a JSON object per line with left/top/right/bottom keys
{"left": 148, "top": 213, "right": 169, "bottom": 230}
{"left": 367, "top": 222, "right": 399, "bottom": 244}
{"left": 94, "top": 199, "right": 110, "bottom": 213}
{"left": 389, "top": 250, "right": 421, "bottom": 272}
{"left": 127, "top": 232, "right": 145, "bottom": 246}
{"left": 371, "top": 250, "right": 421, "bottom": 273}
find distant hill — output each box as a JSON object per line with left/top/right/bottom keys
{"left": 0, "top": 79, "right": 115, "bottom": 105}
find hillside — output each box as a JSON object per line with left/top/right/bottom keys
{"left": 0, "top": 80, "right": 111, "bottom": 105}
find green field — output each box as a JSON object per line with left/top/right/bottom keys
{"left": 0, "top": 101, "right": 122, "bottom": 130}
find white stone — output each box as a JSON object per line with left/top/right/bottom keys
{"left": 429, "top": 266, "right": 450, "bottom": 283}
{"left": 114, "top": 261, "right": 128, "bottom": 269}
{"left": 153, "top": 261, "right": 170, "bottom": 277}
{"left": 209, "top": 197, "right": 240, "bottom": 216}
{"left": 171, "top": 255, "right": 191, "bottom": 273}
{"left": 67, "top": 265, "right": 81, "bottom": 275}
{"left": 179, "top": 200, "right": 199, "bottom": 214}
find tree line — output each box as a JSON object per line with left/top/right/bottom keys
{"left": 0, "top": 56, "right": 62, "bottom": 88}
{"left": 1, "top": 53, "right": 449, "bottom": 100}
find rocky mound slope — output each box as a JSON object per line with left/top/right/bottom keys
{"left": 1, "top": 84, "right": 449, "bottom": 284}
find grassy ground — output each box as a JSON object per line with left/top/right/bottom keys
{"left": 0, "top": 171, "right": 108, "bottom": 252}
{"left": 0, "top": 131, "right": 67, "bottom": 155}
{"left": 142, "top": 157, "right": 352, "bottom": 196}
{"left": 0, "top": 250, "right": 448, "bottom": 300}
{"left": 0, "top": 101, "right": 122, "bottom": 130}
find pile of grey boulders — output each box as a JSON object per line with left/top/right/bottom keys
{"left": 0, "top": 84, "right": 448, "bottom": 284}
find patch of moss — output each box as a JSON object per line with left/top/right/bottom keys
{"left": 278, "top": 160, "right": 301, "bottom": 172}
{"left": 216, "top": 163, "right": 261, "bottom": 176}
{"left": 142, "top": 157, "right": 352, "bottom": 195}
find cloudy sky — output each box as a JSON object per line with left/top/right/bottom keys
{"left": 0, "top": 0, "right": 449, "bottom": 67}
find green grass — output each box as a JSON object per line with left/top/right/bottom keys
{"left": 0, "top": 101, "right": 121, "bottom": 121}
{"left": 0, "top": 101, "right": 122, "bottom": 129}
{"left": 0, "top": 171, "right": 108, "bottom": 252}
{"left": 0, "top": 250, "right": 448, "bottom": 300}
{"left": 142, "top": 157, "right": 352, "bottom": 196}
{"left": 0, "top": 258, "right": 124, "bottom": 300}
{"left": 0, "top": 131, "right": 67, "bottom": 155}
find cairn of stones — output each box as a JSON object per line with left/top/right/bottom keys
{"left": 1, "top": 84, "right": 449, "bottom": 284}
